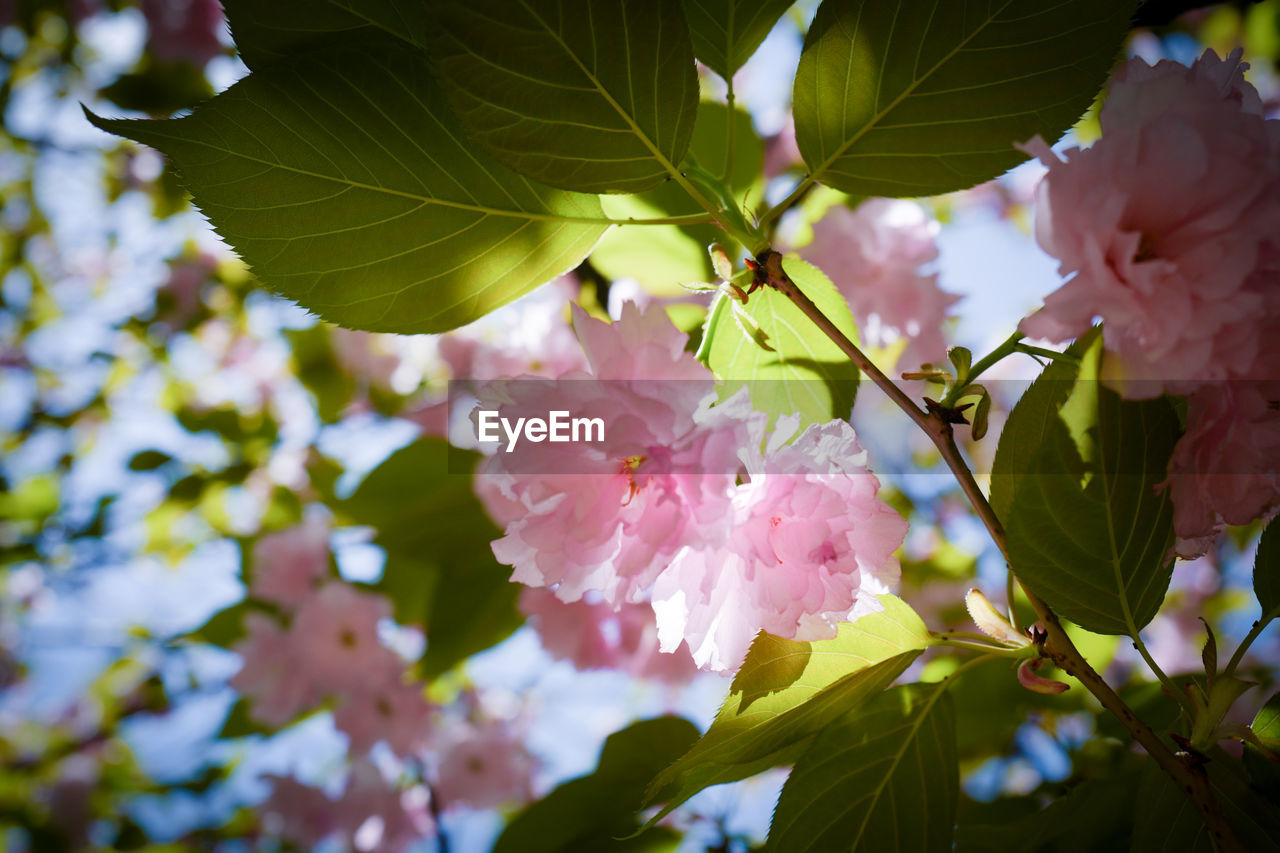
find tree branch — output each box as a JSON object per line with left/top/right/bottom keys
{"left": 758, "top": 249, "right": 1244, "bottom": 852}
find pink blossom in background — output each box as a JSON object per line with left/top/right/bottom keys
{"left": 1019, "top": 49, "right": 1280, "bottom": 394}
{"left": 652, "top": 419, "right": 907, "bottom": 671}
{"left": 763, "top": 113, "right": 802, "bottom": 178}
{"left": 330, "top": 328, "right": 404, "bottom": 392}
{"left": 230, "top": 613, "right": 320, "bottom": 727}
{"left": 141, "top": 0, "right": 225, "bottom": 67}
{"left": 518, "top": 588, "right": 699, "bottom": 683}
{"left": 432, "top": 720, "right": 536, "bottom": 811}
{"left": 1164, "top": 382, "right": 1280, "bottom": 557}
{"left": 248, "top": 517, "right": 330, "bottom": 610}
{"left": 333, "top": 679, "right": 435, "bottom": 756}
{"left": 290, "top": 583, "right": 396, "bottom": 694}
{"left": 437, "top": 275, "right": 587, "bottom": 381}
{"left": 801, "top": 199, "right": 959, "bottom": 372}
{"left": 262, "top": 762, "right": 432, "bottom": 852}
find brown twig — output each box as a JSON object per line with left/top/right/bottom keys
{"left": 758, "top": 249, "right": 1244, "bottom": 852}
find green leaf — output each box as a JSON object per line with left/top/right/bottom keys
{"left": 1131, "top": 754, "right": 1280, "bottom": 853}
{"left": 792, "top": 0, "right": 1135, "bottom": 197}
{"left": 642, "top": 595, "right": 931, "bottom": 823}
{"left": 999, "top": 333, "right": 1180, "bottom": 635}
{"left": 1253, "top": 691, "right": 1280, "bottom": 750}
{"left": 680, "top": 0, "right": 796, "bottom": 79}
{"left": 220, "top": 0, "right": 373, "bottom": 68}
{"left": 343, "top": 439, "right": 524, "bottom": 677}
{"left": 217, "top": 698, "right": 275, "bottom": 739}
{"left": 88, "top": 36, "right": 608, "bottom": 333}
{"left": 768, "top": 683, "right": 957, "bottom": 853}
{"left": 496, "top": 717, "right": 699, "bottom": 853}
{"left": 990, "top": 328, "right": 1102, "bottom": 520}
{"left": 592, "top": 100, "right": 763, "bottom": 293}
{"left": 955, "top": 773, "right": 1139, "bottom": 853}
{"left": 127, "top": 450, "right": 173, "bottom": 472}
{"left": 1254, "top": 518, "right": 1280, "bottom": 616}
{"left": 703, "top": 256, "right": 859, "bottom": 429}
{"left": 429, "top": 0, "right": 699, "bottom": 194}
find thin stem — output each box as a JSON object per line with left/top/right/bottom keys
{"left": 725, "top": 80, "right": 737, "bottom": 185}
{"left": 1006, "top": 568, "right": 1022, "bottom": 633}
{"left": 933, "top": 636, "right": 1030, "bottom": 657}
{"left": 758, "top": 250, "right": 1245, "bottom": 852}
{"left": 759, "top": 175, "right": 813, "bottom": 235}
{"left": 1223, "top": 607, "right": 1278, "bottom": 678}
{"left": 1131, "top": 628, "right": 1196, "bottom": 717}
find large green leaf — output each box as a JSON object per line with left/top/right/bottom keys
{"left": 989, "top": 329, "right": 1101, "bottom": 523}
{"left": 792, "top": 0, "right": 1134, "bottom": 197}
{"left": 429, "top": 0, "right": 699, "bottom": 194}
{"left": 342, "top": 439, "right": 524, "bottom": 677}
{"left": 642, "top": 596, "right": 931, "bottom": 823}
{"left": 703, "top": 256, "right": 859, "bottom": 429}
{"left": 955, "top": 773, "right": 1140, "bottom": 853}
{"left": 768, "top": 683, "right": 957, "bottom": 853}
{"left": 89, "top": 37, "right": 608, "bottom": 333}
{"left": 592, "top": 100, "right": 763, "bottom": 293}
{"left": 680, "top": 0, "right": 796, "bottom": 79}
{"left": 1254, "top": 518, "right": 1280, "bottom": 617}
{"left": 999, "top": 334, "right": 1180, "bottom": 635}
{"left": 496, "top": 717, "right": 698, "bottom": 853}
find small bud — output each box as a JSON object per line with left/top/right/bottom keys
{"left": 708, "top": 243, "right": 734, "bottom": 282}
{"left": 965, "top": 589, "right": 1030, "bottom": 646}
{"left": 1018, "top": 658, "right": 1069, "bottom": 695}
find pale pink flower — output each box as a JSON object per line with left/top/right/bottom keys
{"left": 249, "top": 518, "right": 330, "bottom": 610}
{"left": 763, "top": 113, "right": 802, "bottom": 178}
{"left": 652, "top": 419, "right": 907, "bottom": 671}
{"left": 290, "top": 584, "right": 397, "bottom": 694}
{"left": 1164, "top": 382, "right": 1280, "bottom": 557}
{"left": 476, "top": 304, "right": 757, "bottom": 603}
{"left": 1019, "top": 49, "right": 1280, "bottom": 394}
{"left": 438, "top": 275, "right": 587, "bottom": 381}
{"left": 338, "top": 761, "right": 434, "bottom": 852}
{"left": 141, "top": 0, "right": 224, "bottom": 66}
{"left": 261, "top": 775, "right": 338, "bottom": 848}
{"left": 519, "top": 588, "right": 699, "bottom": 683}
{"left": 432, "top": 720, "right": 536, "bottom": 811}
{"left": 333, "top": 679, "right": 434, "bottom": 757}
{"left": 330, "top": 328, "right": 404, "bottom": 391}
{"left": 230, "top": 613, "right": 320, "bottom": 727}
{"left": 802, "top": 199, "right": 959, "bottom": 372}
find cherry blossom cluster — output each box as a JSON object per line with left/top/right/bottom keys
{"left": 802, "top": 198, "right": 960, "bottom": 372}
{"left": 473, "top": 302, "right": 908, "bottom": 671}
{"left": 230, "top": 519, "right": 433, "bottom": 756}
{"left": 1019, "top": 49, "right": 1280, "bottom": 554}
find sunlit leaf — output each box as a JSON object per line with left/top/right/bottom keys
{"left": 430, "top": 0, "right": 699, "bottom": 194}
{"left": 1254, "top": 518, "right": 1279, "bottom": 616}
{"left": 89, "top": 36, "right": 608, "bottom": 333}
{"left": 642, "top": 596, "right": 931, "bottom": 823}
{"left": 768, "top": 683, "right": 957, "bottom": 853}
{"left": 703, "top": 256, "right": 859, "bottom": 429}
{"left": 792, "top": 0, "right": 1135, "bottom": 196}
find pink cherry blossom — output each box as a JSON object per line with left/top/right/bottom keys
{"left": 476, "top": 304, "right": 757, "bottom": 604}
{"left": 652, "top": 419, "right": 907, "bottom": 671}
{"left": 230, "top": 613, "right": 320, "bottom": 727}
{"left": 249, "top": 517, "right": 330, "bottom": 610}
{"left": 519, "top": 588, "right": 699, "bottom": 683}
{"left": 333, "top": 679, "right": 434, "bottom": 757}
{"left": 290, "top": 583, "right": 397, "bottom": 694}
{"left": 432, "top": 719, "right": 536, "bottom": 811}
{"left": 141, "top": 0, "right": 224, "bottom": 67}
{"left": 1164, "top": 382, "right": 1280, "bottom": 557}
{"left": 801, "top": 199, "right": 959, "bottom": 372}
{"left": 1018, "top": 49, "right": 1280, "bottom": 394}
{"left": 330, "top": 328, "right": 404, "bottom": 392}
{"left": 260, "top": 775, "right": 337, "bottom": 849}
{"left": 437, "top": 275, "right": 588, "bottom": 381}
